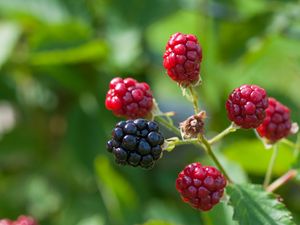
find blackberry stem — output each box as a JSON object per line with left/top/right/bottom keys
{"left": 263, "top": 144, "right": 279, "bottom": 188}
{"left": 154, "top": 116, "right": 181, "bottom": 137}
{"left": 168, "top": 138, "right": 199, "bottom": 146}
{"left": 158, "top": 115, "right": 233, "bottom": 182}
{"left": 188, "top": 86, "right": 200, "bottom": 114}
{"left": 280, "top": 138, "right": 296, "bottom": 149}
{"left": 293, "top": 133, "right": 300, "bottom": 159}
{"left": 208, "top": 123, "right": 239, "bottom": 145}
{"left": 198, "top": 134, "right": 233, "bottom": 183}
{"left": 266, "top": 169, "right": 298, "bottom": 192}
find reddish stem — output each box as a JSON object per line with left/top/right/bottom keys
{"left": 266, "top": 169, "right": 298, "bottom": 192}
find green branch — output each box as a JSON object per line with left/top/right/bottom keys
{"left": 263, "top": 144, "right": 279, "bottom": 188}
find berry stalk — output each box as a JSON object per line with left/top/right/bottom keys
{"left": 266, "top": 169, "right": 298, "bottom": 192}
{"left": 263, "top": 144, "right": 279, "bottom": 188}
{"left": 156, "top": 113, "right": 232, "bottom": 183}
{"left": 155, "top": 116, "right": 232, "bottom": 183}
{"left": 280, "top": 138, "right": 296, "bottom": 149}
{"left": 166, "top": 138, "right": 198, "bottom": 146}
{"left": 188, "top": 86, "right": 200, "bottom": 114}
{"left": 293, "top": 133, "right": 300, "bottom": 159}
{"left": 154, "top": 115, "right": 181, "bottom": 137}
{"left": 198, "top": 134, "right": 233, "bottom": 183}
{"left": 208, "top": 122, "right": 239, "bottom": 145}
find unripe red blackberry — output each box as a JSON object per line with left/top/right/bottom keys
{"left": 105, "top": 77, "right": 153, "bottom": 119}
{"left": 13, "top": 216, "right": 38, "bottom": 225}
{"left": 176, "top": 163, "right": 226, "bottom": 211}
{"left": 106, "top": 119, "right": 165, "bottom": 169}
{"left": 256, "top": 98, "right": 292, "bottom": 143}
{"left": 226, "top": 84, "right": 268, "bottom": 129}
{"left": 0, "top": 219, "right": 12, "bottom": 225}
{"left": 163, "top": 32, "right": 202, "bottom": 87}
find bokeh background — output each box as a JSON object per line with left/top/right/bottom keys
{"left": 0, "top": 0, "right": 300, "bottom": 224}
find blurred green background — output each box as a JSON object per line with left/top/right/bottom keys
{"left": 0, "top": 0, "right": 300, "bottom": 224}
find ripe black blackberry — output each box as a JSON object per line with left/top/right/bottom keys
{"left": 106, "top": 119, "right": 165, "bottom": 169}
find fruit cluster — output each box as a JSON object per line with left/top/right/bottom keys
{"left": 104, "top": 32, "right": 295, "bottom": 212}
{"left": 0, "top": 215, "right": 38, "bottom": 225}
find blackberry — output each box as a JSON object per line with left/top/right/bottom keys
{"left": 107, "top": 119, "right": 165, "bottom": 169}
{"left": 226, "top": 84, "right": 268, "bottom": 129}
{"left": 176, "top": 163, "right": 226, "bottom": 211}
{"left": 163, "top": 32, "right": 202, "bottom": 87}
{"left": 14, "top": 216, "right": 38, "bottom": 225}
{"left": 105, "top": 77, "right": 153, "bottom": 119}
{"left": 0, "top": 219, "right": 12, "bottom": 225}
{"left": 256, "top": 98, "right": 292, "bottom": 143}
{"left": 0, "top": 216, "right": 39, "bottom": 225}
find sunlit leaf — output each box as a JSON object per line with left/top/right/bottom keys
{"left": 141, "top": 220, "right": 177, "bottom": 225}
{"left": 30, "top": 40, "right": 108, "bottom": 65}
{"left": 227, "top": 184, "right": 296, "bottom": 225}
{"left": 94, "top": 156, "right": 138, "bottom": 208}
{"left": 0, "top": 0, "right": 70, "bottom": 24}
{"left": 0, "top": 22, "right": 20, "bottom": 69}
{"left": 76, "top": 215, "right": 104, "bottom": 225}
{"left": 205, "top": 202, "right": 238, "bottom": 225}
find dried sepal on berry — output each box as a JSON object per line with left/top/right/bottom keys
{"left": 180, "top": 111, "right": 206, "bottom": 139}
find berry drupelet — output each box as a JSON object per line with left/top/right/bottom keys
{"left": 14, "top": 216, "right": 38, "bottom": 225}
{"left": 105, "top": 77, "right": 153, "bottom": 119}
{"left": 176, "top": 163, "right": 226, "bottom": 211}
{"left": 226, "top": 84, "right": 268, "bottom": 129}
{"left": 107, "top": 119, "right": 165, "bottom": 169}
{"left": 0, "top": 219, "right": 12, "bottom": 225}
{"left": 256, "top": 98, "right": 292, "bottom": 143}
{"left": 163, "top": 32, "right": 202, "bottom": 87}
{"left": 0, "top": 216, "right": 38, "bottom": 225}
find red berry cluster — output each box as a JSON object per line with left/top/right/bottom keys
{"left": 163, "top": 32, "right": 202, "bottom": 87}
{"left": 256, "top": 98, "right": 292, "bottom": 143}
{"left": 176, "top": 163, "right": 226, "bottom": 211}
{"left": 0, "top": 216, "right": 38, "bottom": 225}
{"left": 226, "top": 84, "right": 268, "bottom": 129}
{"left": 105, "top": 77, "right": 153, "bottom": 119}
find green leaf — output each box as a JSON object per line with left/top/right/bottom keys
{"left": 30, "top": 39, "right": 108, "bottom": 65}
{"left": 141, "top": 220, "right": 177, "bottom": 225}
{"left": 227, "top": 184, "right": 296, "bottom": 225}
{"left": 0, "top": 22, "right": 21, "bottom": 69}
{"left": 0, "top": 0, "right": 70, "bottom": 24}
{"left": 296, "top": 170, "right": 300, "bottom": 182}
{"left": 146, "top": 10, "right": 201, "bottom": 53}
{"left": 205, "top": 202, "right": 238, "bottom": 225}
{"left": 76, "top": 215, "right": 104, "bottom": 225}
{"left": 94, "top": 155, "right": 138, "bottom": 209}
